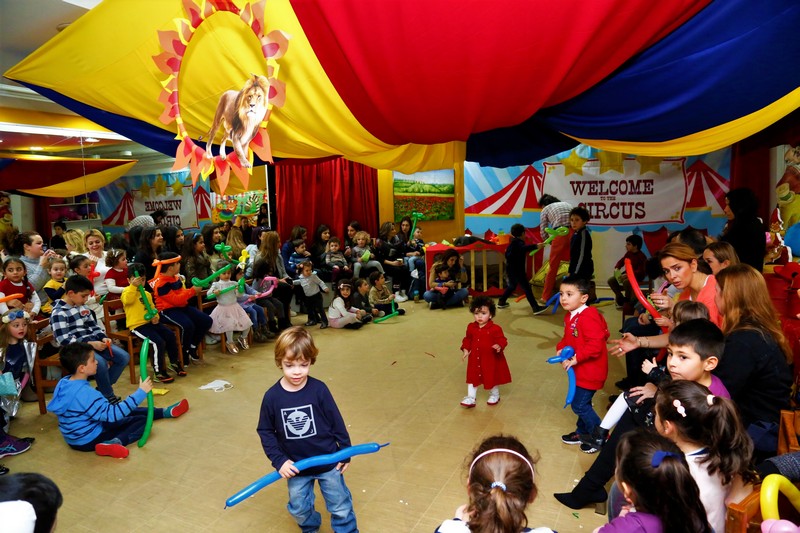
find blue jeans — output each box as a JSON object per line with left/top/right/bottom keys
{"left": 422, "top": 288, "right": 469, "bottom": 307}
{"left": 571, "top": 386, "right": 600, "bottom": 435}
{"left": 286, "top": 468, "right": 357, "bottom": 533}
{"left": 94, "top": 344, "right": 130, "bottom": 399}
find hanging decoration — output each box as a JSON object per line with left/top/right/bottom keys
{"left": 154, "top": 0, "right": 288, "bottom": 193}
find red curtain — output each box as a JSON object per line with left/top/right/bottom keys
{"left": 731, "top": 108, "right": 800, "bottom": 222}
{"left": 275, "top": 158, "right": 378, "bottom": 240}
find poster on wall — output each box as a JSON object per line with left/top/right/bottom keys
{"left": 99, "top": 170, "right": 211, "bottom": 233}
{"left": 393, "top": 169, "right": 455, "bottom": 220}
{"left": 210, "top": 190, "right": 269, "bottom": 224}
{"left": 776, "top": 144, "right": 800, "bottom": 258}
{"left": 464, "top": 144, "right": 731, "bottom": 277}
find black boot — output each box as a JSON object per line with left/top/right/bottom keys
{"left": 554, "top": 477, "right": 608, "bottom": 514}
{"left": 580, "top": 427, "right": 610, "bottom": 452}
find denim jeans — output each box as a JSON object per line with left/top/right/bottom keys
{"left": 94, "top": 344, "right": 130, "bottom": 399}
{"left": 422, "top": 288, "right": 469, "bottom": 307}
{"left": 286, "top": 467, "right": 357, "bottom": 532}
{"left": 571, "top": 386, "right": 600, "bottom": 435}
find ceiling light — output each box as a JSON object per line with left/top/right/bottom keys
{"left": 120, "top": 150, "right": 133, "bottom": 157}
{"left": 84, "top": 137, "right": 99, "bottom": 143}
{"left": 0, "top": 123, "right": 129, "bottom": 141}
{"left": 29, "top": 146, "right": 43, "bottom": 151}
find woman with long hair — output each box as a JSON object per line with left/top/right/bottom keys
{"left": 720, "top": 187, "right": 765, "bottom": 271}
{"left": 132, "top": 226, "right": 164, "bottom": 281}
{"left": 201, "top": 223, "right": 222, "bottom": 261}
{"left": 254, "top": 230, "right": 293, "bottom": 329}
{"left": 714, "top": 263, "right": 792, "bottom": 458}
{"left": 9, "top": 230, "right": 58, "bottom": 301}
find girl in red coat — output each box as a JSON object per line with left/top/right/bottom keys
{"left": 555, "top": 276, "right": 609, "bottom": 448}
{"left": 460, "top": 296, "right": 510, "bottom": 408}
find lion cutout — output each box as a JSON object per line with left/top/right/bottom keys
{"left": 205, "top": 75, "right": 269, "bottom": 168}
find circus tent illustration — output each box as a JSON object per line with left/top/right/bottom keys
{"left": 684, "top": 160, "right": 728, "bottom": 213}
{"left": 194, "top": 186, "right": 211, "bottom": 220}
{"left": 465, "top": 166, "right": 544, "bottom": 216}
{"left": 102, "top": 191, "right": 135, "bottom": 226}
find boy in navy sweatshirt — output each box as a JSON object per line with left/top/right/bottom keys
{"left": 257, "top": 327, "right": 357, "bottom": 532}
{"left": 47, "top": 342, "right": 189, "bottom": 459}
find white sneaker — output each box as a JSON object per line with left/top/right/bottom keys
{"left": 487, "top": 393, "right": 500, "bottom": 406}
{"left": 204, "top": 334, "right": 220, "bottom": 345}
{"left": 394, "top": 292, "right": 408, "bottom": 303}
{"left": 460, "top": 396, "right": 476, "bottom": 408}
{"left": 378, "top": 311, "right": 386, "bottom": 317}
{"left": 411, "top": 270, "right": 419, "bottom": 279}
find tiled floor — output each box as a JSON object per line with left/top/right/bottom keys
{"left": 8, "top": 293, "right": 626, "bottom": 532}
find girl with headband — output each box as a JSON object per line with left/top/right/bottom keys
{"left": 435, "top": 435, "right": 553, "bottom": 533}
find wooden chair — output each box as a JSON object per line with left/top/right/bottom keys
{"left": 102, "top": 299, "right": 183, "bottom": 383}
{"left": 726, "top": 482, "right": 800, "bottom": 532}
{"left": 778, "top": 409, "right": 800, "bottom": 456}
{"left": 27, "top": 317, "right": 66, "bottom": 415}
{"left": 194, "top": 289, "right": 253, "bottom": 355}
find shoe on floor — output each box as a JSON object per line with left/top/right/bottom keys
{"left": 155, "top": 373, "right": 175, "bottom": 384}
{"left": 537, "top": 298, "right": 548, "bottom": 306}
{"left": 204, "top": 334, "right": 220, "bottom": 345}
{"left": 171, "top": 364, "right": 187, "bottom": 377}
{"left": 238, "top": 336, "right": 250, "bottom": 350}
{"left": 226, "top": 342, "right": 239, "bottom": 354}
{"left": 460, "top": 396, "right": 476, "bottom": 408}
{"left": 319, "top": 323, "right": 329, "bottom": 329}
{"left": 343, "top": 322, "right": 363, "bottom": 330}
{"left": 378, "top": 311, "right": 386, "bottom": 317}
{"left": 304, "top": 320, "right": 318, "bottom": 326}
{"left": 533, "top": 306, "right": 549, "bottom": 316}
{"left": 95, "top": 440, "right": 129, "bottom": 459}
{"left": 497, "top": 301, "right": 509, "bottom": 309}
{"left": 580, "top": 442, "right": 600, "bottom": 454}
{"left": 394, "top": 292, "right": 408, "bottom": 303}
{"left": 561, "top": 431, "right": 585, "bottom": 445}
{"left": 0, "top": 464, "right": 8, "bottom": 475}
{"left": 0, "top": 436, "right": 32, "bottom": 458}
{"left": 487, "top": 393, "right": 500, "bottom": 406}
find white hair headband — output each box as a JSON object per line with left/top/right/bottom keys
{"left": 468, "top": 448, "right": 535, "bottom": 484}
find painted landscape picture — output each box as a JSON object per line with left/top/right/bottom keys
{"left": 393, "top": 169, "right": 455, "bottom": 220}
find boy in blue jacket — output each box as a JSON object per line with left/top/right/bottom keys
{"left": 47, "top": 342, "right": 189, "bottom": 459}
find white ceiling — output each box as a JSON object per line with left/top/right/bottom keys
{"left": 0, "top": 0, "right": 169, "bottom": 165}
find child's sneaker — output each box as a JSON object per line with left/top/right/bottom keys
{"left": 169, "top": 362, "right": 187, "bottom": 377}
{"left": 95, "top": 439, "right": 129, "bottom": 459}
{"left": 496, "top": 301, "right": 509, "bottom": 309}
{"left": 226, "top": 341, "right": 239, "bottom": 354}
{"left": 580, "top": 427, "right": 609, "bottom": 452}
{"left": 460, "top": 396, "right": 476, "bottom": 408}
{"left": 561, "top": 431, "right": 584, "bottom": 445}
{"left": 165, "top": 399, "right": 189, "bottom": 418}
{"left": 154, "top": 373, "right": 175, "bottom": 384}
{"left": 487, "top": 393, "right": 500, "bottom": 405}
{"left": 580, "top": 442, "right": 600, "bottom": 454}
{"left": 238, "top": 336, "right": 250, "bottom": 350}
{"left": 0, "top": 436, "right": 32, "bottom": 458}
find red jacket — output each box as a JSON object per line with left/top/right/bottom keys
{"left": 152, "top": 275, "right": 195, "bottom": 311}
{"left": 556, "top": 306, "right": 609, "bottom": 390}
{"left": 614, "top": 250, "right": 648, "bottom": 281}
{"left": 461, "top": 320, "right": 511, "bottom": 389}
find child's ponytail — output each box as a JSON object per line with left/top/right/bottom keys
{"left": 616, "top": 430, "right": 711, "bottom": 533}
{"left": 656, "top": 381, "right": 756, "bottom": 485}
{"left": 466, "top": 435, "right": 538, "bottom": 533}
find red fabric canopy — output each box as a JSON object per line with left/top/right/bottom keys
{"left": 292, "top": 0, "right": 712, "bottom": 145}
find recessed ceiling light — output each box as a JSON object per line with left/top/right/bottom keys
{"left": 84, "top": 137, "right": 99, "bottom": 143}
{"left": 29, "top": 146, "right": 43, "bottom": 151}
{"left": 120, "top": 150, "right": 133, "bottom": 157}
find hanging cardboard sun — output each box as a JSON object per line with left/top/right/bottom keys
{"left": 154, "top": 0, "right": 288, "bottom": 194}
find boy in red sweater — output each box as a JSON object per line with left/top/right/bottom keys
{"left": 151, "top": 252, "right": 212, "bottom": 363}
{"left": 555, "top": 275, "right": 609, "bottom": 451}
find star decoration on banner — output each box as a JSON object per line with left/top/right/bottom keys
{"left": 139, "top": 181, "right": 151, "bottom": 197}
{"left": 154, "top": 176, "right": 167, "bottom": 196}
{"left": 637, "top": 156, "right": 662, "bottom": 176}
{"left": 560, "top": 150, "right": 589, "bottom": 176}
{"left": 596, "top": 151, "right": 625, "bottom": 173}
{"left": 171, "top": 179, "right": 184, "bottom": 196}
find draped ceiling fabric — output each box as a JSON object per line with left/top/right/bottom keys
{"left": 5, "top": 0, "right": 800, "bottom": 176}
{"left": 0, "top": 155, "right": 136, "bottom": 197}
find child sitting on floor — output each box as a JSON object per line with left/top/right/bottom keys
{"left": 368, "top": 271, "right": 405, "bottom": 316}
{"left": 47, "top": 342, "right": 189, "bottom": 459}
{"left": 327, "top": 279, "right": 371, "bottom": 329}
{"left": 353, "top": 278, "right": 382, "bottom": 318}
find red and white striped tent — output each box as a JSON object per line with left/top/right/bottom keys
{"left": 102, "top": 191, "right": 135, "bottom": 226}
{"left": 194, "top": 186, "right": 211, "bottom": 220}
{"left": 684, "top": 160, "right": 728, "bottom": 213}
{"left": 465, "top": 166, "right": 544, "bottom": 216}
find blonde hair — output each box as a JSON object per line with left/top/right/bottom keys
{"left": 658, "top": 242, "right": 697, "bottom": 264}
{"left": 225, "top": 226, "right": 246, "bottom": 260}
{"left": 84, "top": 229, "right": 105, "bottom": 247}
{"left": 353, "top": 230, "right": 370, "bottom": 244}
{"left": 63, "top": 229, "right": 86, "bottom": 253}
{"left": 703, "top": 241, "right": 739, "bottom": 267}
{"left": 716, "top": 264, "right": 792, "bottom": 362}
{"left": 274, "top": 326, "right": 318, "bottom": 366}
{"left": 671, "top": 301, "right": 709, "bottom": 325}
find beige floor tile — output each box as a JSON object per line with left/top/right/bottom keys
{"left": 6, "top": 293, "right": 626, "bottom": 532}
